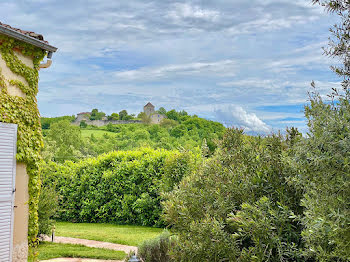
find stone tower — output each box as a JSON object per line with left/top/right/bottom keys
{"left": 144, "top": 102, "right": 155, "bottom": 116}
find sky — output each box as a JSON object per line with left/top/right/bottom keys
{"left": 0, "top": 0, "right": 340, "bottom": 134}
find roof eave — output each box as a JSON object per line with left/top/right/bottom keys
{"left": 0, "top": 25, "right": 58, "bottom": 53}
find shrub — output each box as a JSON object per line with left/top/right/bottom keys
{"left": 137, "top": 230, "right": 175, "bottom": 262}
{"left": 169, "top": 216, "right": 238, "bottom": 262}
{"left": 161, "top": 150, "right": 197, "bottom": 192}
{"left": 41, "top": 148, "right": 199, "bottom": 226}
{"left": 227, "top": 197, "right": 304, "bottom": 261}
{"left": 79, "top": 120, "right": 87, "bottom": 128}
{"left": 294, "top": 88, "right": 350, "bottom": 261}
{"left": 162, "top": 128, "right": 305, "bottom": 261}
{"left": 38, "top": 184, "right": 59, "bottom": 236}
{"left": 106, "top": 123, "right": 121, "bottom": 133}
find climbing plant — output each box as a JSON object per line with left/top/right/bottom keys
{"left": 0, "top": 34, "right": 46, "bottom": 260}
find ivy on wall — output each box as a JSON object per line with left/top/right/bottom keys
{"left": 0, "top": 34, "right": 46, "bottom": 260}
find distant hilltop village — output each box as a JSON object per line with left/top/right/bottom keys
{"left": 73, "top": 102, "right": 166, "bottom": 127}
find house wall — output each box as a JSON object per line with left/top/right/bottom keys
{"left": 0, "top": 49, "right": 33, "bottom": 261}
{"left": 150, "top": 114, "right": 166, "bottom": 124}
{"left": 76, "top": 114, "right": 89, "bottom": 122}
{"left": 12, "top": 164, "right": 28, "bottom": 261}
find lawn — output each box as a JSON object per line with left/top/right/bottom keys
{"left": 55, "top": 222, "right": 164, "bottom": 246}
{"left": 38, "top": 242, "right": 126, "bottom": 260}
{"left": 81, "top": 129, "right": 116, "bottom": 138}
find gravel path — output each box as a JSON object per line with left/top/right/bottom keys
{"left": 42, "top": 236, "right": 137, "bottom": 254}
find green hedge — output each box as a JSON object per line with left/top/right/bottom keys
{"left": 41, "top": 148, "right": 199, "bottom": 226}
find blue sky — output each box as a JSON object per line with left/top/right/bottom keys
{"left": 0, "top": 0, "right": 340, "bottom": 134}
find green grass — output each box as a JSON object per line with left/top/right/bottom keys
{"left": 56, "top": 222, "right": 164, "bottom": 246}
{"left": 81, "top": 129, "right": 116, "bottom": 138}
{"left": 38, "top": 242, "right": 126, "bottom": 260}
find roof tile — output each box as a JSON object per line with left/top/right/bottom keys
{"left": 0, "top": 22, "right": 48, "bottom": 43}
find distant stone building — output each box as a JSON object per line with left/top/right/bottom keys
{"left": 73, "top": 103, "right": 166, "bottom": 126}
{"left": 76, "top": 112, "right": 91, "bottom": 123}
{"left": 144, "top": 102, "right": 155, "bottom": 116}
{"left": 150, "top": 113, "right": 166, "bottom": 124}
{"left": 143, "top": 102, "right": 166, "bottom": 124}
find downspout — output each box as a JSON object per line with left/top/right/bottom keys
{"left": 39, "top": 51, "right": 53, "bottom": 70}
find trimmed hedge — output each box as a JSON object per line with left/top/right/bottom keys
{"left": 41, "top": 148, "right": 198, "bottom": 226}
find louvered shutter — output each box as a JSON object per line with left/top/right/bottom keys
{"left": 0, "top": 123, "right": 17, "bottom": 262}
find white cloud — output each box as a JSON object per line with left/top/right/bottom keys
{"left": 215, "top": 105, "right": 271, "bottom": 134}
{"left": 167, "top": 3, "right": 220, "bottom": 22}
{"left": 225, "top": 10, "right": 320, "bottom": 36}
{"left": 113, "top": 60, "right": 237, "bottom": 81}
{"left": 219, "top": 79, "right": 279, "bottom": 90}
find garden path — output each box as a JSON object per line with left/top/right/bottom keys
{"left": 43, "top": 236, "right": 137, "bottom": 254}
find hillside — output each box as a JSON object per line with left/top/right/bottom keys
{"left": 41, "top": 109, "right": 226, "bottom": 162}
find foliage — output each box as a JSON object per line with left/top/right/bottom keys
{"left": 38, "top": 184, "right": 59, "bottom": 236}
{"left": 165, "top": 109, "right": 180, "bottom": 121}
{"left": 227, "top": 197, "right": 303, "bottom": 261}
{"left": 37, "top": 242, "right": 126, "bottom": 260}
{"left": 79, "top": 120, "right": 87, "bottom": 128}
{"left": 291, "top": 87, "right": 350, "bottom": 261}
{"left": 42, "top": 115, "right": 225, "bottom": 160}
{"left": 159, "top": 119, "right": 178, "bottom": 129}
{"left": 108, "top": 112, "right": 119, "bottom": 120}
{"left": 157, "top": 107, "right": 167, "bottom": 115}
{"left": 161, "top": 151, "right": 196, "bottom": 193}
{"left": 41, "top": 148, "right": 199, "bottom": 226}
{"left": 41, "top": 115, "right": 75, "bottom": 129}
{"left": 119, "top": 109, "right": 135, "bottom": 120}
{"left": 137, "top": 230, "right": 175, "bottom": 262}
{"left": 0, "top": 34, "right": 46, "bottom": 257}
{"left": 55, "top": 222, "right": 163, "bottom": 246}
{"left": 90, "top": 108, "right": 106, "bottom": 120}
{"left": 119, "top": 109, "right": 128, "bottom": 120}
{"left": 138, "top": 112, "right": 151, "bottom": 124}
{"left": 290, "top": 1, "right": 350, "bottom": 261}
{"left": 162, "top": 128, "right": 305, "bottom": 262}
{"left": 165, "top": 109, "right": 188, "bottom": 121}
{"left": 43, "top": 120, "right": 83, "bottom": 162}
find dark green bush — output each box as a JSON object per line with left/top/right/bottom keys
{"left": 79, "top": 120, "right": 87, "bottom": 128}
{"left": 41, "top": 148, "right": 199, "bottom": 226}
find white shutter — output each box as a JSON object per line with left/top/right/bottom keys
{"left": 0, "top": 123, "right": 17, "bottom": 262}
